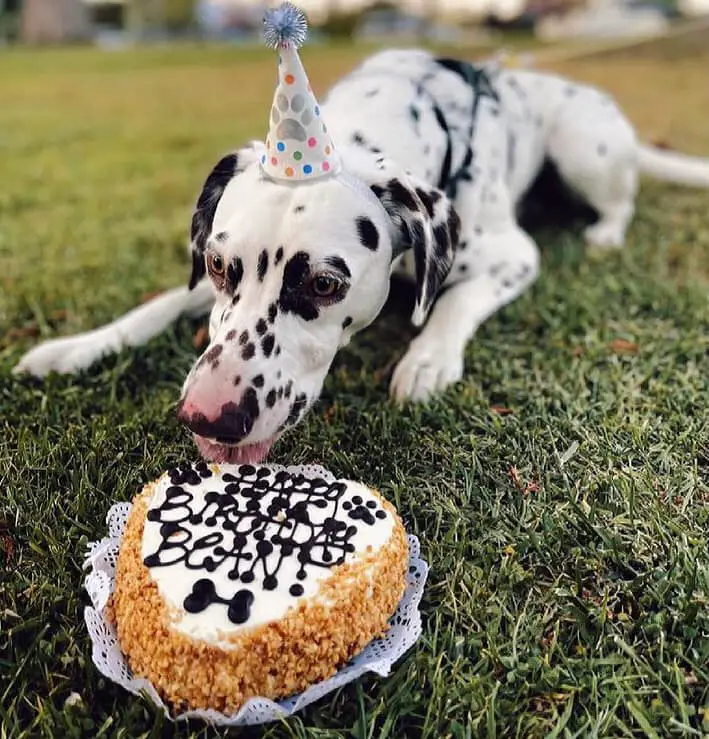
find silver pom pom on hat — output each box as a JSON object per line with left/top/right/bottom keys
{"left": 260, "top": 2, "right": 342, "bottom": 182}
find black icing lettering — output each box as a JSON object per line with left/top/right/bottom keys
{"left": 142, "top": 464, "right": 387, "bottom": 625}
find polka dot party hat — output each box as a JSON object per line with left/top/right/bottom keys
{"left": 261, "top": 3, "right": 341, "bottom": 182}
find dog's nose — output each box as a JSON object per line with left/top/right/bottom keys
{"left": 177, "top": 400, "right": 254, "bottom": 444}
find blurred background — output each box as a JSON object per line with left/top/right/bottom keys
{"left": 1, "top": 0, "right": 707, "bottom": 47}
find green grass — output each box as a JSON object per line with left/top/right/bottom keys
{"left": 2, "top": 41, "right": 709, "bottom": 738}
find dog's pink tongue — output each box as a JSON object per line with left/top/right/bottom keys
{"left": 193, "top": 436, "right": 276, "bottom": 465}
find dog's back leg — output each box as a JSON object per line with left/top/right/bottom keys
{"left": 13, "top": 280, "right": 214, "bottom": 378}
{"left": 546, "top": 93, "right": 639, "bottom": 250}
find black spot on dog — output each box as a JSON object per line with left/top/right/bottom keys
{"left": 257, "top": 249, "right": 268, "bottom": 282}
{"left": 352, "top": 132, "right": 366, "bottom": 146}
{"left": 215, "top": 231, "right": 228, "bottom": 242}
{"left": 286, "top": 393, "right": 307, "bottom": 426}
{"left": 268, "top": 303, "right": 278, "bottom": 323}
{"left": 225, "top": 329, "right": 237, "bottom": 341}
{"left": 279, "top": 251, "right": 318, "bottom": 321}
{"left": 474, "top": 225, "right": 483, "bottom": 236}
{"left": 565, "top": 86, "right": 577, "bottom": 97}
{"left": 261, "top": 334, "right": 275, "bottom": 357}
{"left": 242, "top": 342, "right": 256, "bottom": 360}
{"left": 597, "top": 143, "right": 607, "bottom": 156}
{"left": 459, "top": 240, "right": 468, "bottom": 250}
{"left": 459, "top": 264, "right": 468, "bottom": 274}
{"left": 227, "top": 257, "right": 244, "bottom": 292}
{"left": 387, "top": 179, "right": 418, "bottom": 212}
{"left": 490, "top": 262, "right": 506, "bottom": 277}
{"left": 265, "top": 389, "right": 277, "bottom": 408}
{"left": 325, "top": 256, "right": 351, "bottom": 278}
{"left": 355, "top": 216, "right": 379, "bottom": 251}
{"left": 275, "top": 345, "right": 281, "bottom": 357}
{"left": 241, "top": 386, "right": 260, "bottom": 421}
{"left": 252, "top": 374, "right": 264, "bottom": 388}
{"left": 204, "top": 344, "right": 222, "bottom": 366}
{"left": 285, "top": 380, "right": 293, "bottom": 398}
{"left": 415, "top": 188, "right": 435, "bottom": 219}
{"left": 342, "top": 316, "right": 353, "bottom": 329}
{"left": 255, "top": 318, "right": 268, "bottom": 336}
{"left": 294, "top": 205, "right": 305, "bottom": 214}
{"left": 239, "top": 331, "right": 249, "bottom": 346}
{"left": 275, "top": 246, "right": 284, "bottom": 264}
{"left": 278, "top": 386, "right": 284, "bottom": 398}
{"left": 433, "top": 222, "right": 451, "bottom": 257}
{"left": 232, "top": 293, "right": 241, "bottom": 306}
{"left": 365, "top": 88, "right": 379, "bottom": 98}
{"left": 233, "top": 375, "right": 241, "bottom": 386}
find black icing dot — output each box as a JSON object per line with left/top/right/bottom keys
{"left": 352, "top": 495, "right": 363, "bottom": 505}
{"left": 256, "top": 540, "right": 274, "bottom": 557}
{"left": 289, "top": 584, "right": 304, "bottom": 597}
{"left": 241, "top": 571, "right": 255, "bottom": 583}
{"left": 376, "top": 510, "right": 387, "bottom": 519}
{"left": 366, "top": 500, "right": 377, "bottom": 509}
{"left": 203, "top": 557, "right": 216, "bottom": 572}
{"left": 263, "top": 575, "right": 278, "bottom": 590}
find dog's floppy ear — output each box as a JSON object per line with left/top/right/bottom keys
{"left": 369, "top": 171, "right": 459, "bottom": 326}
{"left": 188, "top": 143, "right": 263, "bottom": 290}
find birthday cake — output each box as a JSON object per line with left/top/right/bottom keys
{"left": 112, "top": 462, "right": 408, "bottom": 712}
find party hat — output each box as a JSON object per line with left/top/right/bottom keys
{"left": 261, "top": 3, "right": 341, "bottom": 182}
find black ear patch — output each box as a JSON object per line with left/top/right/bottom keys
{"left": 370, "top": 176, "right": 459, "bottom": 326}
{"left": 188, "top": 145, "right": 258, "bottom": 290}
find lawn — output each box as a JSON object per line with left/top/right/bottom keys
{"left": 1, "top": 34, "right": 709, "bottom": 738}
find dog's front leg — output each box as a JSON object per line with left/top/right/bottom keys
{"left": 13, "top": 280, "right": 214, "bottom": 378}
{"left": 390, "top": 225, "right": 540, "bottom": 402}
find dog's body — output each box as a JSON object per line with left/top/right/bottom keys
{"left": 15, "top": 50, "right": 709, "bottom": 461}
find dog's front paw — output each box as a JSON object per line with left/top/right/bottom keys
{"left": 389, "top": 341, "right": 463, "bottom": 403}
{"left": 13, "top": 335, "right": 105, "bottom": 378}
{"left": 584, "top": 221, "right": 625, "bottom": 250}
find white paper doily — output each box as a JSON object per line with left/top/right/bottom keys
{"left": 83, "top": 464, "right": 428, "bottom": 726}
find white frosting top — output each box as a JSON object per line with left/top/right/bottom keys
{"left": 140, "top": 463, "right": 394, "bottom": 647}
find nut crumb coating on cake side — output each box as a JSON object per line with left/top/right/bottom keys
{"left": 112, "top": 476, "right": 409, "bottom": 713}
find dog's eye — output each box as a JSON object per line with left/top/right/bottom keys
{"left": 310, "top": 274, "right": 342, "bottom": 298}
{"left": 208, "top": 252, "right": 225, "bottom": 277}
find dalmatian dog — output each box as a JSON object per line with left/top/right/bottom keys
{"left": 14, "top": 49, "right": 709, "bottom": 464}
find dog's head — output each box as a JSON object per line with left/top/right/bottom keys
{"left": 178, "top": 143, "right": 459, "bottom": 463}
